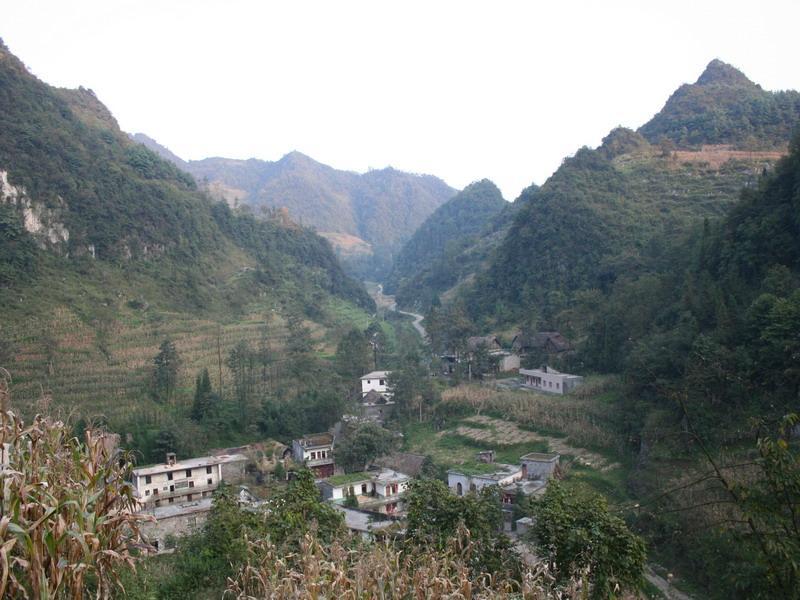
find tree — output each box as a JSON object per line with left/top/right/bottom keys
{"left": 152, "top": 339, "right": 180, "bottom": 403}
{"left": 191, "top": 368, "right": 217, "bottom": 421}
{"left": 0, "top": 411, "right": 149, "bottom": 598}
{"left": 334, "top": 328, "right": 372, "bottom": 379}
{"left": 227, "top": 341, "right": 258, "bottom": 427}
{"left": 335, "top": 422, "right": 394, "bottom": 473}
{"left": 404, "top": 478, "right": 520, "bottom": 578}
{"left": 531, "top": 481, "right": 646, "bottom": 598}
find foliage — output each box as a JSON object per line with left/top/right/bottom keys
{"left": 152, "top": 339, "right": 180, "bottom": 403}
{"left": 404, "top": 478, "right": 522, "bottom": 580}
{"left": 259, "top": 389, "right": 344, "bottom": 443}
{"left": 531, "top": 481, "right": 646, "bottom": 598}
{"left": 389, "top": 358, "right": 441, "bottom": 421}
{"left": 0, "top": 410, "right": 149, "bottom": 598}
{"left": 190, "top": 368, "right": 217, "bottom": 421}
{"left": 335, "top": 422, "right": 395, "bottom": 472}
{"left": 334, "top": 327, "right": 372, "bottom": 379}
{"left": 385, "top": 179, "right": 508, "bottom": 309}
{"left": 225, "top": 527, "right": 581, "bottom": 599}
{"left": 639, "top": 59, "right": 800, "bottom": 148}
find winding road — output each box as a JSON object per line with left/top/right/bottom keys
{"left": 371, "top": 284, "right": 427, "bottom": 341}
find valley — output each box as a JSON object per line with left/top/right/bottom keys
{"left": 0, "top": 29, "right": 798, "bottom": 600}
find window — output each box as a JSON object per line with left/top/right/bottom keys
{"left": 167, "top": 472, "right": 173, "bottom": 481}
{"left": 556, "top": 382, "right": 560, "bottom": 389}
{"left": 187, "top": 494, "right": 192, "bottom": 501}
{"left": 207, "top": 478, "right": 212, "bottom": 486}
{"left": 185, "top": 469, "right": 192, "bottom": 477}
{"left": 168, "top": 497, "right": 174, "bottom": 504}
{"left": 310, "top": 451, "right": 316, "bottom": 460}
{"left": 169, "top": 485, "right": 174, "bottom": 492}
{"left": 189, "top": 480, "right": 194, "bottom": 488}
{"left": 145, "top": 490, "right": 150, "bottom": 496}
{"left": 145, "top": 475, "right": 152, "bottom": 484}
{"left": 153, "top": 489, "right": 159, "bottom": 495}
{"left": 379, "top": 379, "right": 385, "bottom": 385}
{"left": 206, "top": 466, "right": 212, "bottom": 474}
{"left": 456, "top": 482, "right": 463, "bottom": 496}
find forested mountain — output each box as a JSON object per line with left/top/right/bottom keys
{"left": 0, "top": 39, "right": 373, "bottom": 454}
{"left": 132, "top": 135, "right": 457, "bottom": 279}
{"left": 639, "top": 59, "right": 800, "bottom": 148}
{"left": 384, "top": 179, "right": 510, "bottom": 309}
{"left": 462, "top": 60, "right": 795, "bottom": 328}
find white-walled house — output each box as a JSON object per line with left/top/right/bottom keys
{"left": 360, "top": 371, "right": 392, "bottom": 396}
{"left": 519, "top": 366, "right": 583, "bottom": 394}
{"left": 291, "top": 433, "right": 335, "bottom": 478}
{"left": 132, "top": 452, "right": 247, "bottom": 509}
{"left": 447, "top": 463, "right": 523, "bottom": 497}
{"left": 319, "top": 468, "right": 410, "bottom": 515}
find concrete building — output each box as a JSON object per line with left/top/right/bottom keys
{"left": 360, "top": 389, "right": 395, "bottom": 423}
{"left": 519, "top": 366, "right": 583, "bottom": 394}
{"left": 333, "top": 505, "right": 398, "bottom": 540}
{"left": 360, "top": 371, "right": 391, "bottom": 396}
{"left": 132, "top": 452, "right": 247, "bottom": 509}
{"left": 319, "top": 468, "right": 410, "bottom": 515}
{"left": 291, "top": 432, "right": 335, "bottom": 478}
{"left": 448, "top": 452, "right": 560, "bottom": 530}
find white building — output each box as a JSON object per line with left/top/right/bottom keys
{"left": 319, "top": 468, "right": 409, "bottom": 515}
{"left": 132, "top": 451, "right": 247, "bottom": 509}
{"left": 519, "top": 366, "right": 583, "bottom": 394}
{"left": 447, "top": 463, "right": 523, "bottom": 497}
{"left": 360, "top": 370, "right": 391, "bottom": 396}
{"left": 290, "top": 432, "right": 335, "bottom": 478}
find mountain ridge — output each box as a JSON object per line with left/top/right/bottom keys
{"left": 131, "top": 133, "right": 458, "bottom": 278}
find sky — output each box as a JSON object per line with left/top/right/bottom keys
{"left": 3, "top": 0, "right": 800, "bottom": 200}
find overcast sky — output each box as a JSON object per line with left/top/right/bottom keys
{"left": 3, "top": 1, "right": 800, "bottom": 200}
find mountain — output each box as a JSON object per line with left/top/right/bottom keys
{"left": 639, "top": 59, "right": 800, "bottom": 148}
{"left": 384, "top": 179, "right": 510, "bottom": 309}
{"left": 0, "top": 40, "right": 374, "bottom": 448}
{"left": 461, "top": 60, "right": 795, "bottom": 327}
{"left": 134, "top": 139, "right": 457, "bottom": 279}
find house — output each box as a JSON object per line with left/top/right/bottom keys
{"left": 360, "top": 370, "right": 392, "bottom": 396}
{"left": 132, "top": 451, "right": 247, "bottom": 509}
{"left": 467, "top": 336, "right": 502, "bottom": 353}
{"left": 333, "top": 505, "right": 398, "bottom": 540}
{"left": 519, "top": 366, "right": 583, "bottom": 394}
{"left": 360, "top": 389, "right": 395, "bottom": 423}
{"left": 290, "top": 432, "right": 335, "bottom": 478}
{"left": 319, "top": 468, "right": 410, "bottom": 515}
{"left": 511, "top": 331, "right": 571, "bottom": 355}
{"left": 448, "top": 452, "right": 560, "bottom": 530}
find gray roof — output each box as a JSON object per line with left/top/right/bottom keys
{"left": 360, "top": 370, "right": 390, "bottom": 380}
{"left": 372, "top": 452, "right": 427, "bottom": 477}
{"left": 133, "top": 453, "right": 247, "bottom": 478}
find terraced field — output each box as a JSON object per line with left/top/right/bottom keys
{"left": 4, "top": 304, "right": 297, "bottom": 425}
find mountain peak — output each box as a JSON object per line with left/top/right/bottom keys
{"left": 696, "top": 59, "right": 754, "bottom": 87}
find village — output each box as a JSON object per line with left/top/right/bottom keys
{"left": 131, "top": 328, "right": 582, "bottom": 550}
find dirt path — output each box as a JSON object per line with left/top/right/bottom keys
{"left": 454, "top": 415, "right": 619, "bottom": 471}
{"left": 645, "top": 566, "right": 694, "bottom": 600}
{"left": 370, "top": 284, "right": 427, "bottom": 341}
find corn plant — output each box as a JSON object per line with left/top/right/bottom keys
{"left": 0, "top": 397, "right": 151, "bottom": 599}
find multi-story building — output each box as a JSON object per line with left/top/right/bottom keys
{"left": 360, "top": 370, "right": 391, "bottom": 396}
{"left": 291, "top": 433, "right": 335, "bottom": 478}
{"left": 132, "top": 451, "right": 247, "bottom": 509}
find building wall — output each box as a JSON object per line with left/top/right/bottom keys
{"left": 135, "top": 463, "right": 222, "bottom": 506}
{"left": 220, "top": 459, "right": 247, "bottom": 485}
{"left": 140, "top": 507, "right": 210, "bottom": 551}
{"left": 361, "top": 377, "right": 389, "bottom": 395}
{"left": 498, "top": 354, "right": 520, "bottom": 372}
{"left": 521, "top": 458, "right": 558, "bottom": 480}
{"left": 361, "top": 402, "right": 394, "bottom": 422}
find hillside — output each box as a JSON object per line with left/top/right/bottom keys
{"left": 384, "top": 179, "right": 510, "bottom": 309}
{"left": 639, "top": 58, "right": 800, "bottom": 148}
{"left": 462, "top": 60, "right": 794, "bottom": 328}
{"left": 0, "top": 39, "right": 374, "bottom": 457}
{"left": 132, "top": 136, "right": 457, "bottom": 279}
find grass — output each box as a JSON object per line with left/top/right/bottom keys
{"left": 403, "top": 422, "right": 549, "bottom": 474}
{"left": 326, "top": 472, "right": 372, "bottom": 486}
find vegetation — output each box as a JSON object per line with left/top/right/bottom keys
{"left": 0, "top": 407, "right": 148, "bottom": 598}
{"left": 531, "top": 482, "right": 646, "bottom": 599}
{"left": 639, "top": 59, "right": 800, "bottom": 148}
{"left": 385, "top": 179, "right": 508, "bottom": 309}
{"left": 334, "top": 422, "right": 395, "bottom": 472}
